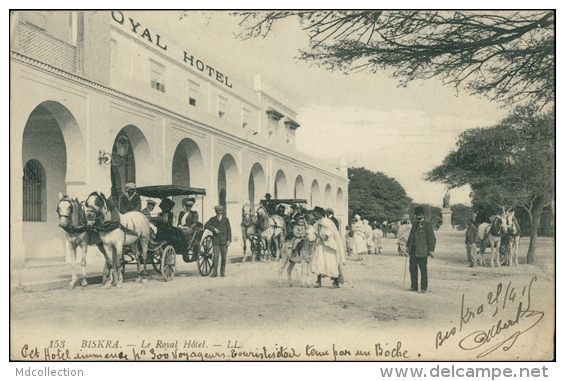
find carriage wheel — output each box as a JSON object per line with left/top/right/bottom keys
{"left": 161, "top": 245, "right": 176, "bottom": 282}
{"left": 151, "top": 248, "right": 163, "bottom": 275}
{"left": 197, "top": 236, "right": 214, "bottom": 276}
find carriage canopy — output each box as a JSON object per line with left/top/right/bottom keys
{"left": 136, "top": 185, "right": 206, "bottom": 199}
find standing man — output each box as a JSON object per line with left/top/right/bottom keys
{"left": 140, "top": 199, "right": 156, "bottom": 218}
{"left": 311, "top": 206, "right": 346, "bottom": 289}
{"left": 325, "top": 208, "right": 340, "bottom": 231}
{"left": 352, "top": 215, "right": 367, "bottom": 257}
{"left": 204, "top": 205, "right": 232, "bottom": 278}
{"left": 406, "top": 206, "right": 436, "bottom": 293}
{"left": 465, "top": 219, "right": 479, "bottom": 267}
{"left": 119, "top": 182, "right": 141, "bottom": 214}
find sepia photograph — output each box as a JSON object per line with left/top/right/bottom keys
{"left": 9, "top": 10, "right": 555, "bottom": 367}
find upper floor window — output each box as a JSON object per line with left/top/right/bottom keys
{"left": 218, "top": 96, "right": 228, "bottom": 118}
{"left": 266, "top": 109, "right": 284, "bottom": 138}
{"left": 188, "top": 80, "right": 199, "bottom": 107}
{"left": 284, "top": 119, "right": 300, "bottom": 144}
{"left": 242, "top": 108, "right": 250, "bottom": 128}
{"left": 150, "top": 59, "right": 165, "bottom": 93}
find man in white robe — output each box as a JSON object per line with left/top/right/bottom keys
{"left": 311, "top": 207, "right": 346, "bottom": 289}
{"left": 363, "top": 219, "right": 374, "bottom": 254}
{"left": 352, "top": 214, "right": 367, "bottom": 256}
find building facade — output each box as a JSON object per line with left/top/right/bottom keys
{"left": 10, "top": 11, "right": 348, "bottom": 284}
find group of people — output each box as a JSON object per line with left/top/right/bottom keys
{"left": 341, "top": 207, "right": 435, "bottom": 293}
{"left": 111, "top": 186, "right": 436, "bottom": 293}
{"left": 111, "top": 182, "right": 231, "bottom": 278}
{"left": 344, "top": 216, "right": 393, "bottom": 258}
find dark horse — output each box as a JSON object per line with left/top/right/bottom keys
{"left": 56, "top": 193, "right": 108, "bottom": 289}
{"left": 84, "top": 192, "right": 151, "bottom": 289}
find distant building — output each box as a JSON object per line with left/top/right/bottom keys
{"left": 10, "top": 11, "right": 348, "bottom": 285}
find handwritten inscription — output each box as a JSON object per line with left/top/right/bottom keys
{"left": 435, "top": 276, "right": 545, "bottom": 358}
{"left": 19, "top": 341, "right": 409, "bottom": 361}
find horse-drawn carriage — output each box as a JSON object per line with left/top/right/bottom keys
{"left": 243, "top": 198, "right": 308, "bottom": 262}
{"left": 133, "top": 185, "right": 214, "bottom": 280}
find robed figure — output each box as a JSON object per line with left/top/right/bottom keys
{"left": 311, "top": 208, "right": 346, "bottom": 288}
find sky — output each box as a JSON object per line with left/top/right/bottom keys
{"left": 128, "top": 10, "right": 510, "bottom": 207}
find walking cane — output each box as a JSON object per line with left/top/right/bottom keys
{"left": 403, "top": 253, "right": 408, "bottom": 290}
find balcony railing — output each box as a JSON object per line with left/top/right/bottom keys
{"left": 19, "top": 22, "right": 76, "bottom": 73}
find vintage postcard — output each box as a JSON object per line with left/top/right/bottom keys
{"left": 10, "top": 10, "right": 555, "bottom": 365}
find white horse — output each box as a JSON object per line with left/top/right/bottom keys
{"left": 240, "top": 203, "right": 257, "bottom": 262}
{"left": 56, "top": 193, "right": 108, "bottom": 289}
{"left": 84, "top": 192, "right": 151, "bottom": 289}
{"left": 478, "top": 214, "right": 508, "bottom": 267}
{"left": 255, "top": 205, "right": 286, "bottom": 262}
{"left": 504, "top": 210, "right": 521, "bottom": 266}
{"left": 278, "top": 223, "right": 317, "bottom": 287}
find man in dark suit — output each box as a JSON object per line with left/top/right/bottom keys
{"left": 204, "top": 205, "right": 232, "bottom": 277}
{"left": 406, "top": 206, "right": 436, "bottom": 293}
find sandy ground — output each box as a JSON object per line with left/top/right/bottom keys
{"left": 10, "top": 231, "right": 554, "bottom": 361}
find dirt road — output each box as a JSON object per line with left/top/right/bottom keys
{"left": 10, "top": 232, "right": 554, "bottom": 361}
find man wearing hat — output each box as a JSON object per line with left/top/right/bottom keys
{"left": 119, "top": 182, "right": 141, "bottom": 214}
{"left": 325, "top": 208, "right": 340, "bottom": 231}
{"left": 311, "top": 206, "right": 346, "bottom": 289}
{"left": 157, "top": 198, "right": 175, "bottom": 225}
{"left": 406, "top": 206, "right": 436, "bottom": 293}
{"left": 261, "top": 193, "right": 277, "bottom": 216}
{"left": 204, "top": 205, "right": 232, "bottom": 277}
{"left": 141, "top": 200, "right": 156, "bottom": 218}
{"left": 178, "top": 197, "right": 199, "bottom": 236}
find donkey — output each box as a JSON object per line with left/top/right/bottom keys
{"left": 84, "top": 192, "right": 151, "bottom": 289}
{"left": 478, "top": 214, "right": 507, "bottom": 267}
{"left": 56, "top": 193, "right": 108, "bottom": 289}
{"left": 278, "top": 223, "right": 317, "bottom": 287}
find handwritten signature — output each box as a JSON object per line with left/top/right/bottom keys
{"left": 436, "top": 276, "right": 545, "bottom": 358}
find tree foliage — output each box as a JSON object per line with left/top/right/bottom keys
{"left": 450, "top": 203, "right": 475, "bottom": 230}
{"left": 426, "top": 106, "right": 554, "bottom": 262}
{"left": 234, "top": 11, "right": 554, "bottom": 111}
{"left": 347, "top": 167, "right": 412, "bottom": 224}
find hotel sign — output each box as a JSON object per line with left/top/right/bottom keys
{"left": 111, "top": 11, "right": 233, "bottom": 88}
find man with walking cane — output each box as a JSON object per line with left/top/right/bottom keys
{"left": 405, "top": 206, "right": 436, "bottom": 293}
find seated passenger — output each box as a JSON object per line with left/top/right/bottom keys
{"left": 178, "top": 197, "right": 200, "bottom": 240}
{"left": 290, "top": 216, "right": 306, "bottom": 259}
{"left": 141, "top": 199, "right": 156, "bottom": 219}
{"left": 157, "top": 198, "right": 175, "bottom": 225}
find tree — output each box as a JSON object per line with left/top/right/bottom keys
{"left": 426, "top": 106, "right": 554, "bottom": 263}
{"left": 450, "top": 203, "right": 474, "bottom": 230}
{"left": 347, "top": 167, "right": 412, "bottom": 224}
{"left": 235, "top": 11, "right": 554, "bottom": 111}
